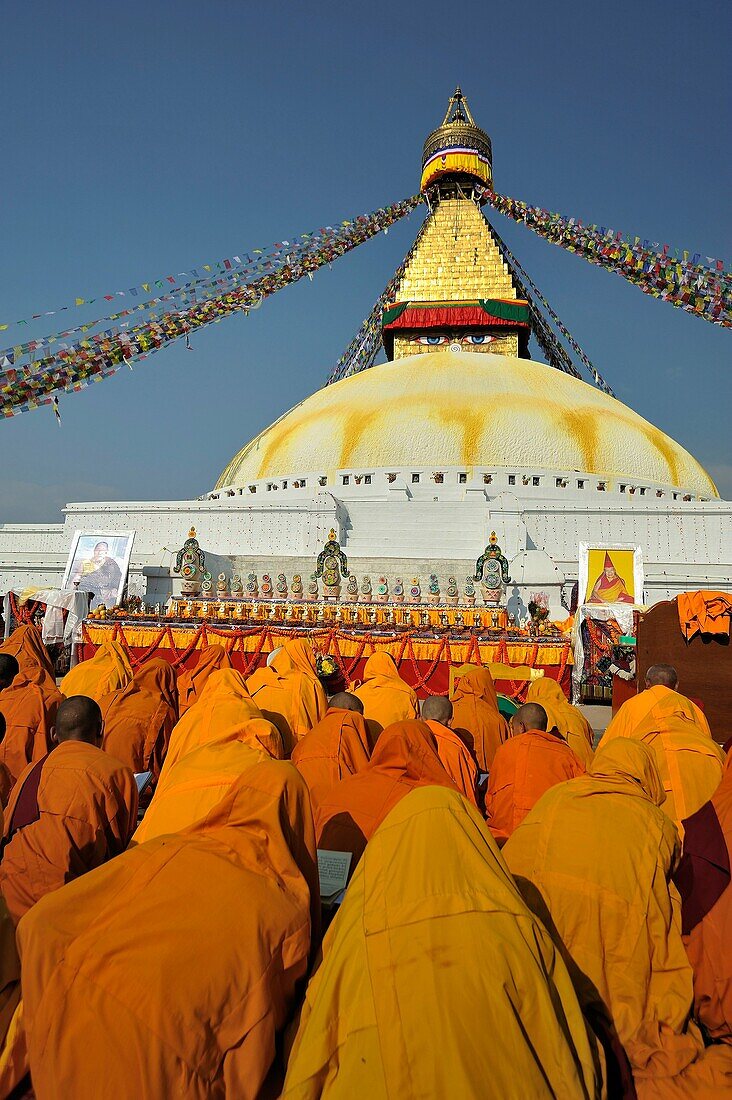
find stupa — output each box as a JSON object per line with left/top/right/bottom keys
{"left": 0, "top": 90, "right": 729, "bottom": 622}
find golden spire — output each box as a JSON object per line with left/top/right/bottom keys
{"left": 421, "top": 87, "right": 493, "bottom": 195}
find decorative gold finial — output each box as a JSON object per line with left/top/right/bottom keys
{"left": 188, "top": 526, "right": 197, "bottom": 539}
{"left": 489, "top": 530, "right": 498, "bottom": 545}
{"left": 421, "top": 88, "right": 492, "bottom": 195}
{"left": 328, "top": 528, "right": 336, "bottom": 542}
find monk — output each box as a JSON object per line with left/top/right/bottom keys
{"left": 161, "top": 668, "right": 282, "bottom": 779}
{"left": 600, "top": 663, "right": 712, "bottom": 743}
{"left": 527, "top": 675, "right": 594, "bottom": 766}
{"left": 588, "top": 551, "right": 634, "bottom": 604}
{"left": 421, "top": 695, "right": 479, "bottom": 806}
{"left": 0, "top": 650, "right": 58, "bottom": 787}
{"left": 177, "top": 644, "right": 232, "bottom": 716}
{"left": 0, "top": 894, "right": 24, "bottom": 1097}
{"left": 282, "top": 786, "right": 602, "bottom": 1100}
{"left": 20, "top": 760, "right": 318, "bottom": 1099}
{"left": 0, "top": 696, "right": 137, "bottom": 924}
{"left": 450, "top": 666, "right": 509, "bottom": 772}
{"left": 316, "top": 719, "right": 457, "bottom": 871}
{"left": 60, "top": 637, "right": 132, "bottom": 701}
{"left": 486, "top": 702, "right": 585, "bottom": 844}
{"left": 0, "top": 624, "right": 61, "bottom": 711}
{"left": 352, "top": 652, "right": 418, "bottom": 747}
{"left": 0, "top": 716, "right": 12, "bottom": 807}
{"left": 246, "top": 639, "right": 327, "bottom": 755}
{"left": 291, "top": 692, "right": 371, "bottom": 817}
{"left": 99, "top": 657, "right": 178, "bottom": 779}
{"left": 675, "top": 755, "right": 732, "bottom": 1044}
{"left": 504, "top": 739, "right": 732, "bottom": 1098}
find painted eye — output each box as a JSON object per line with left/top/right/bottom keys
{"left": 468, "top": 334, "right": 493, "bottom": 344}
{"left": 418, "top": 335, "right": 447, "bottom": 345}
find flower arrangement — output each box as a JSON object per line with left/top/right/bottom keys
{"left": 316, "top": 653, "right": 339, "bottom": 679}
{"left": 528, "top": 592, "right": 550, "bottom": 623}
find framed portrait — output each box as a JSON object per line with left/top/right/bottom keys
{"left": 578, "top": 544, "right": 644, "bottom": 607}
{"left": 61, "top": 531, "right": 135, "bottom": 610}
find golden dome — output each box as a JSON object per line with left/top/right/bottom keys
{"left": 216, "top": 351, "right": 717, "bottom": 498}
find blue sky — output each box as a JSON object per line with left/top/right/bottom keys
{"left": 1, "top": 0, "right": 730, "bottom": 520}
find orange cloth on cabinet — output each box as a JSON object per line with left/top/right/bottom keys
{"left": 486, "top": 728, "right": 586, "bottom": 843}
{"left": 176, "top": 645, "right": 232, "bottom": 715}
{"left": 503, "top": 740, "right": 732, "bottom": 1097}
{"left": 315, "top": 719, "right": 457, "bottom": 871}
{"left": 99, "top": 658, "right": 178, "bottom": 778}
{"left": 527, "top": 676, "right": 595, "bottom": 767}
{"left": 352, "top": 652, "right": 418, "bottom": 747}
{"left": 450, "top": 666, "right": 509, "bottom": 772}
{"left": 424, "top": 719, "right": 479, "bottom": 806}
{"left": 246, "top": 639, "right": 327, "bottom": 756}
{"left": 0, "top": 740, "right": 137, "bottom": 924}
{"left": 60, "top": 638, "right": 132, "bottom": 701}
{"left": 678, "top": 590, "right": 732, "bottom": 642}
{"left": 600, "top": 685, "right": 712, "bottom": 744}
{"left": 160, "top": 668, "right": 281, "bottom": 782}
{"left": 282, "top": 787, "right": 602, "bottom": 1100}
{"left": 291, "top": 708, "right": 371, "bottom": 816}
{"left": 19, "top": 761, "right": 317, "bottom": 1100}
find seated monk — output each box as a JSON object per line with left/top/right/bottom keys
{"left": 0, "top": 623, "right": 62, "bottom": 713}
{"left": 486, "top": 703, "right": 585, "bottom": 844}
{"left": 0, "top": 894, "right": 24, "bottom": 1097}
{"left": 0, "top": 696, "right": 138, "bottom": 925}
{"left": 99, "top": 658, "right": 178, "bottom": 780}
{"left": 160, "top": 669, "right": 281, "bottom": 780}
{"left": 316, "top": 719, "right": 456, "bottom": 872}
{"left": 0, "top": 715, "right": 12, "bottom": 808}
{"left": 0, "top": 644, "right": 61, "bottom": 787}
{"left": 450, "top": 666, "right": 509, "bottom": 773}
{"left": 504, "top": 740, "right": 732, "bottom": 1098}
{"left": 527, "top": 676, "right": 594, "bottom": 767}
{"left": 282, "top": 786, "right": 602, "bottom": 1100}
{"left": 246, "top": 639, "right": 327, "bottom": 756}
{"left": 291, "top": 693, "right": 371, "bottom": 817}
{"left": 675, "top": 755, "right": 732, "bottom": 1044}
{"left": 600, "top": 663, "right": 712, "bottom": 743}
{"left": 177, "top": 644, "right": 232, "bottom": 716}
{"left": 60, "top": 638, "right": 133, "bottom": 702}
{"left": 352, "top": 652, "right": 418, "bottom": 748}
{"left": 20, "top": 759, "right": 318, "bottom": 1099}
{"left": 421, "top": 696, "right": 479, "bottom": 807}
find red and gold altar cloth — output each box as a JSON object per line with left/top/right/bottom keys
{"left": 79, "top": 621, "right": 573, "bottom": 701}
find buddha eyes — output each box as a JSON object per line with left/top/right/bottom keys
{"left": 416, "top": 334, "right": 494, "bottom": 345}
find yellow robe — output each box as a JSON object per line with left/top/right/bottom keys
{"left": 60, "top": 638, "right": 132, "bottom": 701}
{"left": 283, "top": 786, "right": 601, "bottom": 1099}
{"left": 352, "top": 652, "right": 418, "bottom": 748}
{"left": 527, "top": 677, "right": 595, "bottom": 767}
{"left": 600, "top": 685, "right": 712, "bottom": 743}
{"left": 247, "top": 640, "right": 328, "bottom": 756}
{"left": 504, "top": 740, "right": 732, "bottom": 1098}
{"left": 159, "top": 669, "right": 281, "bottom": 781}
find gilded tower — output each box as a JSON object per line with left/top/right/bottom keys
{"left": 382, "top": 89, "right": 530, "bottom": 361}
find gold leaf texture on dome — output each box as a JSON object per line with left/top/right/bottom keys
{"left": 215, "top": 350, "right": 717, "bottom": 498}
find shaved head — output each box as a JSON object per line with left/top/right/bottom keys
{"left": 421, "top": 696, "right": 453, "bottom": 725}
{"left": 511, "top": 702, "right": 548, "bottom": 734}
{"left": 0, "top": 654, "right": 19, "bottom": 691}
{"left": 328, "top": 691, "right": 364, "bottom": 714}
{"left": 55, "top": 696, "right": 103, "bottom": 746}
{"left": 645, "top": 664, "right": 678, "bottom": 689}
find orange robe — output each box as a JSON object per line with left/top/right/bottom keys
{"left": 504, "top": 739, "right": 732, "bottom": 1098}
{"left": 678, "top": 758, "right": 732, "bottom": 1043}
{"left": 601, "top": 689, "right": 724, "bottom": 831}
{"left": 527, "top": 676, "right": 595, "bottom": 767}
{"left": 450, "top": 667, "right": 509, "bottom": 772}
{"left": 60, "top": 638, "right": 132, "bottom": 701}
{"left": 176, "top": 645, "right": 232, "bottom": 716}
{"left": 0, "top": 740, "right": 137, "bottom": 924}
{"left": 425, "top": 719, "right": 479, "bottom": 806}
{"left": 486, "top": 728, "right": 586, "bottom": 842}
{"left": 0, "top": 895, "right": 24, "bottom": 1097}
{"left": 100, "top": 658, "right": 178, "bottom": 779}
{"left": 315, "top": 719, "right": 457, "bottom": 870}
{"left": 0, "top": 625, "right": 62, "bottom": 787}
{"left": 160, "top": 669, "right": 282, "bottom": 780}
{"left": 291, "top": 708, "right": 371, "bottom": 816}
{"left": 283, "top": 787, "right": 602, "bottom": 1100}
{"left": 352, "top": 652, "right": 418, "bottom": 747}
{"left": 19, "top": 761, "right": 317, "bottom": 1100}
{"left": 246, "top": 639, "right": 327, "bottom": 756}
{"left": 601, "top": 684, "right": 712, "bottom": 743}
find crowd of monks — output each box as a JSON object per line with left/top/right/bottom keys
{"left": 0, "top": 624, "right": 730, "bottom": 1096}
